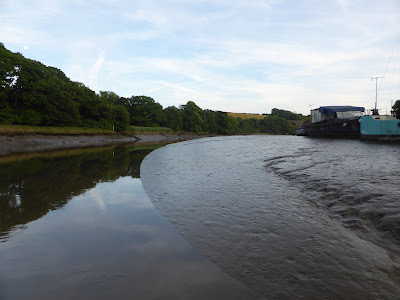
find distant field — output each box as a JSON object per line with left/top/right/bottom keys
{"left": 227, "top": 112, "right": 267, "bottom": 120}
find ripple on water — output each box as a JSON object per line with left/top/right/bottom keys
{"left": 141, "top": 135, "right": 400, "bottom": 299}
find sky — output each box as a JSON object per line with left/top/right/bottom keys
{"left": 1, "top": 0, "right": 399, "bottom": 115}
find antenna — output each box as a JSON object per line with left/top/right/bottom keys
{"left": 371, "top": 76, "right": 384, "bottom": 113}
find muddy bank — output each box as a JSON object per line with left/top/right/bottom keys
{"left": 0, "top": 133, "right": 206, "bottom": 157}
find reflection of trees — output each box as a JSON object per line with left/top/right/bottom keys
{"left": 0, "top": 145, "right": 156, "bottom": 239}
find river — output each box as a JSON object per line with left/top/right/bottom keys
{"left": 1, "top": 136, "right": 399, "bottom": 299}
{"left": 141, "top": 135, "right": 400, "bottom": 299}
{"left": 0, "top": 143, "right": 259, "bottom": 300}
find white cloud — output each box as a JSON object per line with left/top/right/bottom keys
{"left": 89, "top": 188, "right": 106, "bottom": 212}
{"left": 124, "top": 10, "right": 167, "bottom": 26}
{"left": 89, "top": 51, "right": 105, "bottom": 90}
{"left": 1, "top": 0, "right": 399, "bottom": 115}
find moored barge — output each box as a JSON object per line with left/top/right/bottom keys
{"left": 304, "top": 106, "right": 365, "bottom": 138}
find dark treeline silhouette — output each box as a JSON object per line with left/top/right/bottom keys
{"left": 0, "top": 145, "right": 159, "bottom": 239}
{"left": 393, "top": 100, "right": 400, "bottom": 118}
{"left": 1, "top": 43, "right": 301, "bottom": 134}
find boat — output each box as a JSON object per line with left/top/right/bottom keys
{"left": 360, "top": 76, "right": 400, "bottom": 141}
{"left": 360, "top": 114, "right": 400, "bottom": 141}
{"left": 304, "top": 106, "right": 365, "bottom": 138}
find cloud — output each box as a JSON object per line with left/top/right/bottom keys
{"left": 1, "top": 0, "right": 399, "bottom": 115}
{"left": 89, "top": 51, "right": 105, "bottom": 91}
{"left": 89, "top": 188, "right": 106, "bottom": 212}
{"left": 124, "top": 10, "right": 167, "bottom": 26}
{"left": 144, "top": 78, "right": 211, "bottom": 93}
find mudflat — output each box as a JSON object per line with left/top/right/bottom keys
{"left": 0, "top": 133, "right": 205, "bottom": 157}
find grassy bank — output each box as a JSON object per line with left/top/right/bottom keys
{"left": 0, "top": 125, "right": 116, "bottom": 135}
{"left": 128, "top": 126, "right": 174, "bottom": 134}
{"left": 0, "top": 125, "right": 176, "bottom": 135}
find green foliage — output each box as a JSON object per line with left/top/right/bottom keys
{"left": 126, "top": 96, "right": 166, "bottom": 127}
{"left": 164, "top": 106, "right": 183, "bottom": 131}
{"left": 0, "top": 43, "right": 298, "bottom": 135}
{"left": 20, "top": 109, "right": 41, "bottom": 126}
{"left": 112, "top": 105, "right": 130, "bottom": 132}
{"left": 0, "top": 125, "right": 114, "bottom": 135}
{"left": 271, "top": 108, "right": 307, "bottom": 120}
{"left": 99, "top": 90, "right": 120, "bottom": 104}
{"left": 260, "top": 115, "right": 296, "bottom": 134}
{"left": 181, "top": 101, "right": 204, "bottom": 133}
{"left": 393, "top": 100, "right": 400, "bottom": 119}
{"left": 0, "top": 102, "right": 16, "bottom": 124}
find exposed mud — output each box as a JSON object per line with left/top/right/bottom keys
{"left": 0, "top": 133, "right": 207, "bottom": 157}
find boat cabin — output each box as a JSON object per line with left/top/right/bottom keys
{"left": 310, "top": 106, "right": 365, "bottom": 124}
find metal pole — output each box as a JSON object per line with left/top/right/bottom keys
{"left": 371, "top": 76, "right": 384, "bottom": 112}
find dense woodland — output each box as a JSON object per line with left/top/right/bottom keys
{"left": 1, "top": 43, "right": 304, "bottom": 134}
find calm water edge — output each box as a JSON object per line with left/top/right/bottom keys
{"left": 141, "top": 135, "right": 400, "bottom": 299}
{"left": 0, "top": 143, "right": 259, "bottom": 300}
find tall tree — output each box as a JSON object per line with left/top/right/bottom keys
{"left": 128, "top": 96, "right": 165, "bottom": 127}
{"left": 181, "top": 101, "right": 204, "bottom": 133}
{"left": 164, "top": 106, "right": 183, "bottom": 131}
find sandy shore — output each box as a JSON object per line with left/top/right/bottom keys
{"left": 0, "top": 133, "right": 207, "bottom": 157}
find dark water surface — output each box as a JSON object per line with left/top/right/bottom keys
{"left": 141, "top": 136, "right": 400, "bottom": 299}
{"left": 0, "top": 144, "right": 259, "bottom": 300}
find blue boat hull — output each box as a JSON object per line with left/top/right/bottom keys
{"left": 360, "top": 115, "right": 400, "bottom": 141}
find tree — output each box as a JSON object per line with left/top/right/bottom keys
{"left": 128, "top": 96, "right": 166, "bottom": 127}
{"left": 99, "top": 91, "right": 120, "bottom": 104}
{"left": 0, "top": 43, "right": 303, "bottom": 135}
{"left": 181, "top": 101, "right": 204, "bottom": 133}
{"left": 271, "top": 108, "right": 307, "bottom": 120}
{"left": 111, "top": 105, "right": 130, "bottom": 131}
{"left": 392, "top": 100, "right": 400, "bottom": 119}
{"left": 0, "top": 102, "right": 16, "bottom": 124}
{"left": 260, "top": 115, "right": 296, "bottom": 134}
{"left": 164, "top": 106, "right": 183, "bottom": 131}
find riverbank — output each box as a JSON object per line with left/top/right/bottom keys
{"left": 0, "top": 133, "right": 208, "bottom": 157}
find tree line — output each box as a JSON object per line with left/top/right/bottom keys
{"left": 0, "top": 43, "right": 300, "bottom": 134}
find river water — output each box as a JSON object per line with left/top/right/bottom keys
{"left": 0, "top": 143, "right": 259, "bottom": 300}
{"left": 141, "top": 135, "right": 400, "bottom": 299}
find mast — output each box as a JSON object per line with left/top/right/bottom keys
{"left": 371, "top": 76, "right": 384, "bottom": 114}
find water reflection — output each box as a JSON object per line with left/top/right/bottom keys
{"left": 0, "top": 143, "right": 160, "bottom": 241}
{"left": 0, "top": 143, "right": 259, "bottom": 299}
